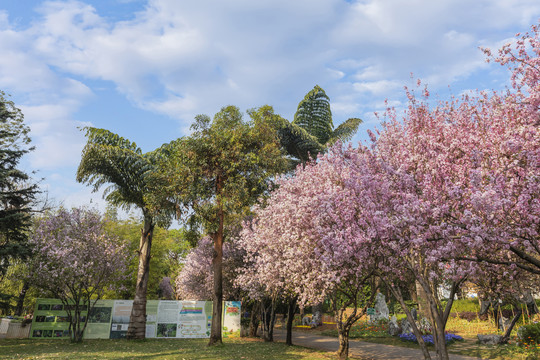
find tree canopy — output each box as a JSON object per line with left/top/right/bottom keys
{"left": 28, "top": 208, "right": 128, "bottom": 342}
{"left": 257, "top": 86, "right": 362, "bottom": 168}
{"left": 0, "top": 91, "right": 38, "bottom": 280}
{"left": 154, "top": 105, "right": 288, "bottom": 345}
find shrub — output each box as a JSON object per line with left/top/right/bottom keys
{"left": 517, "top": 323, "right": 540, "bottom": 346}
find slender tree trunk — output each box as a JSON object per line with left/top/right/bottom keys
{"left": 249, "top": 301, "right": 260, "bottom": 337}
{"left": 286, "top": 297, "right": 297, "bottom": 345}
{"left": 208, "top": 202, "right": 225, "bottom": 346}
{"left": 337, "top": 325, "right": 351, "bottom": 360}
{"left": 126, "top": 216, "right": 154, "bottom": 340}
{"left": 409, "top": 281, "right": 418, "bottom": 303}
{"left": 15, "top": 281, "right": 29, "bottom": 316}
{"left": 261, "top": 296, "right": 277, "bottom": 342}
{"left": 388, "top": 283, "right": 432, "bottom": 360}
{"left": 417, "top": 277, "right": 463, "bottom": 360}
{"left": 499, "top": 309, "right": 522, "bottom": 344}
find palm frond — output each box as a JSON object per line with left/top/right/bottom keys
{"left": 293, "top": 85, "right": 333, "bottom": 145}
{"left": 330, "top": 117, "right": 363, "bottom": 144}
{"left": 76, "top": 127, "right": 149, "bottom": 209}
{"left": 255, "top": 106, "right": 325, "bottom": 165}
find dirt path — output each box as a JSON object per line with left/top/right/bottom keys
{"left": 273, "top": 329, "right": 484, "bottom": 360}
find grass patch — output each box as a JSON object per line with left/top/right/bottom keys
{"left": 0, "top": 337, "right": 336, "bottom": 360}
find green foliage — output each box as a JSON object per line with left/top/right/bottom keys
{"left": 449, "top": 299, "right": 480, "bottom": 314}
{"left": 293, "top": 86, "right": 362, "bottom": 147}
{"left": 258, "top": 86, "right": 362, "bottom": 169}
{"left": 250, "top": 105, "right": 324, "bottom": 168}
{"left": 76, "top": 128, "right": 175, "bottom": 225}
{"left": 518, "top": 323, "right": 540, "bottom": 346}
{"left": 293, "top": 85, "right": 334, "bottom": 145}
{"left": 0, "top": 262, "right": 38, "bottom": 315}
{"left": 103, "top": 216, "right": 191, "bottom": 300}
{"left": 154, "top": 105, "right": 288, "bottom": 233}
{"left": 391, "top": 300, "right": 418, "bottom": 315}
{"left": 0, "top": 91, "right": 39, "bottom": 279}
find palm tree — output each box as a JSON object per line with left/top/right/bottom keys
{"left": 76, "top": 128, "right": 174, "bottom": 339}
{"left": 263, "top": 85, "right": 362, "bottom": 169}
{"left": 294, "top": 85, "right": 362, "bottom": 150}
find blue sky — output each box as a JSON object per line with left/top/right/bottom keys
{"left": 1, "top": 0, "right": 539, "bottom": 215}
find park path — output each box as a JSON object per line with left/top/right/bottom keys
{"left": 273, "top": 329, "right": 483, "bottom": 360}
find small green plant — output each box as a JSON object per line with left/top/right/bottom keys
{"left": 518, "top": 323, "right": 540, "bottom": 346}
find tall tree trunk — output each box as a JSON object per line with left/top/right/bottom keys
{"left": 409, "top": 281, "right": 418, "bottom": 303}
{"left": 286, "top": 297, "right": 297, "bottom": 345}
{"left": 126, "top": 216, "right": 154, "bottom": 340}
{"left": 15, "top": 280, "right": 29, "bottom": 316}
{"left": 208, "top": 202, "right": 224, "bottom": 346}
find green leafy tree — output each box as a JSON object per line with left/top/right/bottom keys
{"left": 0, "top": 91, "right": 38, "bottom": 310}
{"left": 76, "top": 128, "right": 174, "bottom": 339}
{"left": 248, "top": 106, "right": 324, "bottom": 169}
{"left": 153, "top": 105, "right": 287, "bottom": 345}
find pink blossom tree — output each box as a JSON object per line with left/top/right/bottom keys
{"left": 370, "top": 23, "right": 540, "bottom": 358}
{"left": 28, "top": 208, "right": 129, "bottom": 342}
{"left": 237, "top": 145, "right": 382, "bottom": 360}
{"left": 175, "top": 235, "right": 244, "bottom": 301}
{"left": 464, "top": 24, "right": 540, "bottom": 275}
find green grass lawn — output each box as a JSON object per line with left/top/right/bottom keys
{"left": 0, "top": 337, "right": 337, "bottom": 360}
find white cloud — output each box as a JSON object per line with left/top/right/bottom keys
{"left": 20, "top": 103, "right": 91, "bottom": 169}
{"left": 353, "top": 80, "right": 401, "bottom": 96}
{"left": 2, "top": 0, "right": 540, "bottom": 209}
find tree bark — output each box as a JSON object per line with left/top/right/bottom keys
{"left": 249, "top": 301, "right": 260, "bottom": 337}
{"left": 286, "top": 297, "right": 297, "bottom": 345}
{"left": 208, "top": 199, "right": 225, "bottom": 346}
{"left": 261, "top": 296, "right": 277, "bottom": 342}
{"left": 499, "top": 309, "right": 522, "bottom": 344}
{"left": 337, "top": 326, "right": 350, "bottom": 360}
{"left": 126, "top": 216, "right": 154, "bottom": 340}
{"left": 388, "top": 283, "right": 432, "bottom": 360}
{"left": 15, "top": 280, "right": 29, "bottom": 316}
{"left": 409, "top": 281, "right": 418, "bottom": 303}
{"left": 416, "top": 280, "right": 429, "bottom": 317}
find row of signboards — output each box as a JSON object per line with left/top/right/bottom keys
{"left": 30, "top": 298, "right": 241, "bottom": 339}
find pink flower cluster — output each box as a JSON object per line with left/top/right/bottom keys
{"left": 175, "top": 235, "right": 244, "bottom": 301}
{"left": 236, "top": 22, "right": 540, "bottom": 307}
